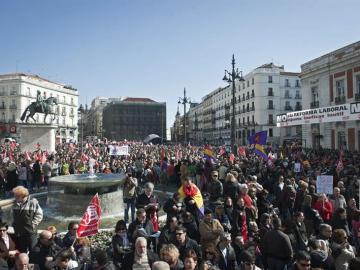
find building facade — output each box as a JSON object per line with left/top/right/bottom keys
{"left": 102, "top": 98, "right": 166, "bottom": 141}
{"left": 0, "top": 73, "right": 78, "bottom": 143}
{"left": 301, "top": 41, "right": 360, "bottom": 150}
{"left": 183, "top": 63, "right": 302, "bottom": 146}
{"left": 85, "top": 97, "right": 123, "bottom": 138}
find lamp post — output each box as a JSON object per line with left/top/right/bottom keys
{"left": 222, "top": 54, "right": 245, "bottom": 154}
{"left": 78, "top": 104, "right": 84, "bottom": 152}
{"left": 178, "top": 88, "right": 191, "bottom": 145}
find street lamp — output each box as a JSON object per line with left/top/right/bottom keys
{"left": 178, "top": 88, "right": 191, "bottom": 145}
{"left": 222, "top": 54, "right": 245, "bottom": 154}
{"left": 78, "top": 104, "right": 84, "bottom": 152}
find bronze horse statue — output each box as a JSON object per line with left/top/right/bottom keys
{"left": 20, "top": 97, "right": 58, "bottom": 123}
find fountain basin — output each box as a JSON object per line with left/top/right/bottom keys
{"left": 47, "top": 173, "right": 125, "bottom": 220}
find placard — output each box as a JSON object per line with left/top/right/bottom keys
{"left": 108, "top": 145, "right": 129, "bottom": 156}
{"left": 316, "top": 175, "right": 333, "bottom": 194}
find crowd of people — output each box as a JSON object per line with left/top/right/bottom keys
{"left": 1, "top": 140, "right": 360, "bottom": 269}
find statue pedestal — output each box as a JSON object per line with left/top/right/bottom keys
{"left": 20, "top": 124, "right": 57, "bottom": 152}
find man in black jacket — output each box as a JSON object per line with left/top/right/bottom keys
{"left": 29, "top": 230, "right": 62, "bottom": 270}
{"left": 171, "top": 226, "right": 202, "bottom": 262}
{"left": 127, "top": 208, "right": 155, "bottom": 243}
{"left": 217, "top": 232, "right": 237, "bottom": 270}
{"left": 262, "top": 217, "right": 293, "bottom": 270}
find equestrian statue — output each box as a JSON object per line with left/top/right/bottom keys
{"left": 20, "top": 90, "right": 58, "bottom": 123}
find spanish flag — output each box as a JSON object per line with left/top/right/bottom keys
{"left": 178, "top": 184, "right": 204, "bottom": 216}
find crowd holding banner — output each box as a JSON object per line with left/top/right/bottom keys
{"left": 1, "top": 133, "right": 360, "bottom": 269}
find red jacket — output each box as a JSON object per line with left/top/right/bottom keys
{"left": 314, "top": 200, "right": 333, "bottom": 222}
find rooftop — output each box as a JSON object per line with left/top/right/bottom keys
{"left": 122, "top": 97, "right": 156, "bottom": 103}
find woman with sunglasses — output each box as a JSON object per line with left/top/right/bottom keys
{"left": 200, "top": 244, "right": 220, "bottom": 270}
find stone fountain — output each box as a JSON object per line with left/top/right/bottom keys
{"left": 47, "top": 160, "right": 125, "bottom": 220}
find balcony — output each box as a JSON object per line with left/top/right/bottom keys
{"left": 246, "top": 95, "right": 250, "bottom": 100}
{"left": 0, "top": 92, "right": 5, "bottom": 96}
{"left": 250, "top": 106, "right": 255, "bottom": 111}
{"left": 10, "top": 91, "right": 17, "bottom": 96}
{"left": 268, "top": 92, "right": 274, "bottom": 96}
{"left": 284, "top": 106, "right": 293, "bottom": 111}
{"left": 69, "top": 113, "right": 75, "bottom": 118}
{"left": 355, "top": 93, "right": 360, "bottom": 101}
{"left": 268, "top": 120, "right": 275, "bottom": 125}
{"left": 295, "top": 95, "right": 302, "bottom": 99}
{"left": 0, "top": 105, "right": 6, "bottom": 110}
{"left": 9, "top": 104, "right": 17, "bottom": 109}
{"left": 295, "top": 105, "right": 302, "bottom": 110}
{"left": 251, "top": 93, "right": 255, "bottom": 98}
{"left": 61, "top": 112, "right": 67, "bottom": 116}
{"left": 246, "top": 108, "right": 250, "bottom": 112}
{"left": 310, "top": 101, "right": 319, "bottom": 109}
{"left": 267, "top": 105, "right": 275, "bottom": 110}
{"left": 334, "top": 96, "right": 346, "bottom": 105}
{"left": 284, "top": 95, "right": 292, "bottom": 99}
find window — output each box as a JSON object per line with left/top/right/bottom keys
{"left": 296, "top": 80, "right": 300, "bottom": 87}
{"left": 268, "top": 88, "right": 273, "bottom": 96}
{"left": 336, "top": 79, "right": 345, "bottom": 97}
{"left": 286, "top": 127, "right": 291, "bottom": 136}
{"left": 63, "top": 96, "right": 66, "bottom": 103}
{"left": 269, "top": 128, "right": 273, "bottom": 137}
{"left": 268, "top": 100, "right": 274, "bottom": 109}
{"left": 296, "top": 90, "right": 300, "bottom": 98}
{"left": 1, "top": 112, "right": 4, "bottom": 121}
{"left": 252, "top": 115, "right": 254, "bottom": 123}
{"left": 311, "top": 86, "right": 318, "bottom": 101}
{"left": 268, "top": 114, "right": 273, "bottom": 123}
{"left": 12, "top": 114, "right": 15, "bottom": 122}
{"left": 356, "top": 75, "right": 360, "bottom": 94}
{"left": 251, "top": 89, "right": 255, "bottom": 97}
{"left": 247, "top": 80, "right": 249, "bottom": 87}
{"left": 247, "top": 116, "right": 250, "bottom": 124}
{"left": 27, "top": 87, "right": 31, "bottom": 96}
{"left": 285, "top": 90, "right": 290, "bottom": 98}
{"left": 285, "top": 79, "right": 290, "bottom": 87}
{"left": 252, "top": 78, "right": 254, "bottom": 85}
{"left": 268, "top": 76, "right": 273, "bottom": 83}
{"left": 251, "top": 102, "right": 254, "bottom": 110}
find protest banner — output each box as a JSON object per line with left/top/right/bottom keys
{"left": 316, "top": 175, "right": 333, "bottom": 195}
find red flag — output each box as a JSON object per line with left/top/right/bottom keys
{"left": 24, "top": 151, "right": 31, "bottom": 161}
{"left": 41, "top": 153, "right": 47, "bottom": 164}
{"left": 77, "top": 194, "right": 101, "bottom": 238}
{"left": 336, "top": 159, "right": 344, "bottom": 173}
{"left": 229, "top": 153, "right": 235, "bottom": 163}
{"left": 81, "top": 153, "right": 89, "bottom": 162}
{"left": 238, "top": 147, "right": 246, "bottom": 157}
{"left": 10, "top": 142, "right": 16, "bottom": 151}
{"left": 160, "top": 148, "right": 165, "bottom": 161}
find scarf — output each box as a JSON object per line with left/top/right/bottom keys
{"left": 133, "top": 250, "right": 150, "bottom": 270}
{"left": 183, "top": 184, "right": 197, "bottom": 198}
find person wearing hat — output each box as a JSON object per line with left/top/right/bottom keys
{"left": 0, "top": 221, "right": 17, "bottom": 267}
{"left": 199, "top": 208, "right": 224, "bottom": 250}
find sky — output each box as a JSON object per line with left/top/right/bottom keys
{"left": 1, "top": 0, "right": 360, "bottom": 131}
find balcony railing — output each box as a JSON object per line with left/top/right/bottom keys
{"left": 284, "top": 106, "right": 293, "bottom": 111}
{"left": 295, "top": 105, "right": 302, "bottom": 110}
{"left": 268, "top": 120, "right": 275, "bottom": 125}
{"left": 251, "top": 93, "right": 255, "bottom": 98}
{"left": 334, "top": 96, "right": 346, "bottom": 105}
{"left": 250, "top": 106, "right": 255, "bottom": 111}
{"left": 355, "top": 93, "right": 360, "bottom": 101}
{"left": 268, "top": 92, "right": 274, "bottom": 96}
{"left": 284, "top": 95, "right": 292, "bottom": 99}
{"left": 295, "top": 95, "right": 302, "bottom": 99}
{"left": 9, "top": 105, "right": 17, "bottom": 109}
{"left": 268, "top": 105, "right": 275, "bottom": 110}
{"left": 0, "top": 106, "right": 6, "bottom": 110}
{"left": 310, "top": 101, "right": 319, "bottom": 109}
{"left": 10, "top": 91, "right": 17, "bottom": 95}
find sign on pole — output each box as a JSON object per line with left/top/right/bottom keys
{"left": 316, "top": 175, "right": 333, "bottom": 195}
